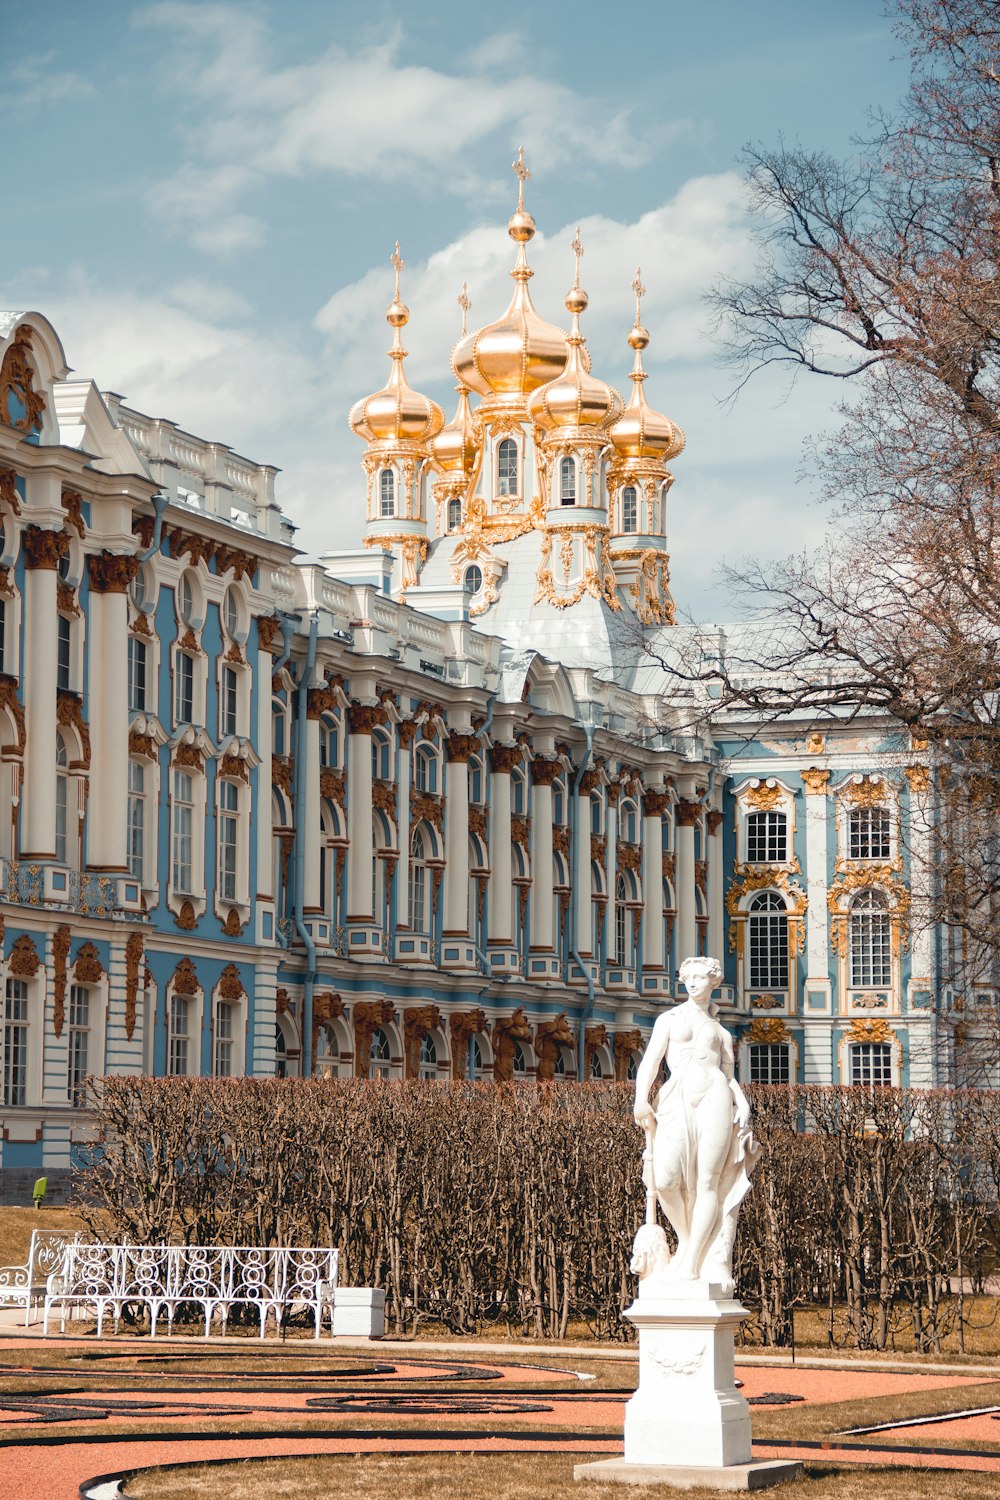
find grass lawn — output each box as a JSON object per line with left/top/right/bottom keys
{"left": 123, "top": 1453, "right": 1000, "bottom": 1499}
{"left": 0, "top": 1204, "right": 91, "bottom": 1265}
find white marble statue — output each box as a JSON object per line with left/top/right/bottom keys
{"left": 632, "top": 956, "right": 760, "bottom": 1294}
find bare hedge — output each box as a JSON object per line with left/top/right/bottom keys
{"left": 75, "top": 1078, "right": 1000, "bottom": 1349}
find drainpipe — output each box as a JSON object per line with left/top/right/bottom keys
{"left": 293, "top": 613, "right": 319, "bottom": 1077}
{"left": 271, "top": 612, "right": 298, "bottom": 676}
{"left": 136, "top": 493, "right": 170, "bottom": 564}
{"left": 571, "top": 724, "right": 598, "bottom": 1071}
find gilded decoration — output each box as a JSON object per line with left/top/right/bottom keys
{"left": 492, "top": 1007, "right": 533, "bottom": 1083}
{"left": 172, "top": 956, "right": 199, "bottom": 996}
{"left": 256, "top": 615, "right": 282, "bottom": 653}
{"left": 675, "top": 799, "right": 702, "bottom": 828}
{"left": 727, "top": 864, "right": 807, "bottom": 955}
{"left": 905, "top": 765, "right": 931, "bottom": 794}
{"left": 0, "top": 325, "right": 46, "bottom": 433}
{"left": 8, "top": 933, "right": 39, "bottom": 978}
{"left": 0, "top": 466, "right": 20, "bottom": 514}
{"left": 52, "top": 925, "right": 71, "bottom": 1038}
{"left": 801, "top": 767, "right": 831, "bottom": 796}
{"left": 172, "top": 743, "right": 203, "bottom": 773}
{"left": 124, "top": 932, "right": 143, "bottom": 1040}
{"left": 747, "top": 1017, "right": 789, "bottom": 1045}
{"left": 662, "top": 852, "right": 676, "bottom": 882}
{"left": 60, "top": 489, "right": 86, "bottom": 539}
{"left": 627, "top": 550, "right": 675, "bottom": 625}
{"left": 221, "top": 909, "right": 243, "bottom": 937}
{"left": 347, "top": 703, "right": 385, "bottom": 734}
{"left": 403, "top": 1004, "right": 442, "bottom": 1077}
{"left": 215, "top": 545, "right": 257, "bottom": 584}
{"left": 57, "top": 581, "right": 80, "bottom": 616}
{"left": 449, "top": 1008, "right": 488, "bottom": 1079}
{"left": 133, "top": 611, "right": 153, "bottom": 639}
{"left": 320, "top": 769, "right": 345, "bottom": 807}
{"left": 220, "top": 753, "right": 249, "bottom": 783}
{"left": 742, "top": 781, "right": 785, "bottom": 812}
{"left": 372, "top": 779, "right": 396, "bottom": 816}
{"left": 132, "top": 514, "right": 155, "bottom": 550}
{"left": 534, "top": 527, "right": 621, "bottom": 612}
{"left": 469, "top": 807, "right": 488, "bottom": 842}
{"left": 531, "top": 757, "right": 560, "bottom": 786}
{"left": 552, "top": 824, "right": 570, "bottom": 857}
{"left": 511, "top": 814, "right": 531, "bottom": 847}
{"left": 128, "top": 728, "right": 157, "bottom": 761}
{"left": 174, "top": 900, "right": 197, "bottom": 932}
{"left": 840, "top": 774, "right": 892, "bottom": 808}
{"left": 275, "top": 988, "right": 291, "bottom": 1016}
{"left": 695, "top": 859, "right": 708, "bottom": 896}
{"left": 353, "top": 999, "right": 395, "bottom": 1077}
{"left": 218, "top": 964, "right": 245, "bottom": 1001}
{"left": 0, "top": 677, "right": 27, "bottom": 755}
{"left": 828, "top": 864, "right": 910, "bottom": 956}
{"left": 306, "top": 679, "right": 346, "bottom": 720}
{"left": 591, "top": 834, "right": 607, "bottom": 866}
{"left": 584, "top": 1023, "right": 610, "bottom": 1079}
{"left": 272, "top": 756, "right": 293, "bottom": 794}
{"left": 73, "top": 942, "right": 103, "bottom": 985}
{"left": 535, "top": 1014, "right": 574, "bottom": 1082}
{"left": 845, "top": 1017, "right": 896, "bottom": 1047}
{"left": 618, "top": 841, "right": 641, "bottom": 873}
{"left": 643, "top": 790, "right": 671, "bottom": 818}
{"left": 446, "top": 733, "right": 479, "bottom": 763}
{"left": 806, "top": 733, "right": 826, "bottom": 755}
{"left": 411, "top": 788, "right": 444, "bottom": 833}
{"left": 613, "top": 1028, "right": 643, "bottom": 1081}
{"left": 56, "top": 692, "right": 90, "bottom": 767}
{"left": 22, "top": 526, "right": 68, "bottom": 571}
{"left": 751, "top": 994, "right": 784, "bottom": 1010}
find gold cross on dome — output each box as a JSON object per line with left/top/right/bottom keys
{"left": 458, "top": 281, "right": 471, "bottom": 336}
{"left": 512, "top": 145, "right": 530, "bottom": 209}
{"left": 391, "top": 241, "right": 405, "bottom": 300}
{"left": 632, "top": 266, "right": 646, "bottom": 324}
{"left": 571, "top": 226, "right": 584, "bottom": 287}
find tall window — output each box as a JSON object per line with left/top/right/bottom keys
{"left": 55, "top": 732, "right": 69, "bottom": 864}
{"left": 172, "top": 770, "right": 195, "bottom": 894}
{"left": 168, "top": 994, "right": 190, "bottom": 1076}
{"left": 512, "top": 766, "right": 527, "bottom": 815}
{"left": 849, "top": 806, "right": 891, "bottom": 860}
{"left": 849, "top": 890, "right": 891, "bottom": 986}
{"left": 621, "top": 799, "right": 638, "bottom": 843}
{"left": 747, "top": 891, "right": 789, "bottom": 989}
{"left": 559, "top": 456, "right": 576, "bottom": 505}
{"left": 469, "top": 754, "right": 484, "bottom": 805}
{"left": 747, "top": 811, "right": 788, "bottom": 864}
{"left": 369, "top": 1026, "right": 391, "bottom": 1079}
{"left": 220, "top": 665, "right": 238, "bottom": 739}
{"left": 850, "top": 1042, "right": 892, "bottom": 1088}
{"left": 414, "top": 745, "right": 437, "bottom": 793}
{"left": 447, "top": 497, "right": 462, "bottom": 532}
{"left": 128, "top": 636, "right": 147, "bottom": 712}
{"left": 176, "top": 573, "right": 195, "bottom": 626}
{"left": 419, "top": 1033, "right": 437, "bottom": 1080}
{"left": 409, "top": 827, "right": 428, "bottom": 934}
{"left": 3, "top": 977, "right": 28, "bottom": 1106}
{"left": 275, "top": 1025, "right": 288, "bottom": 1079}
{"left": 379, "top": 468, "right": 395, "bottom": 517}
{"left": 128, "top": 760, "right": 146, "bottom": 882}
{"left": 749, "top": 1043, "right": 790, "bottom": 1085}
{"left": 371, "top": 728, "right": 392, "bottom": 780}
{"left": 175, "top": 652, "right": 194, "bottom": 725}
{"left": 615, "top": 874, "right": 629, "bottom": 965}
{"left": 215, "top": 1001, "right": 233, "bottom": 1077}
{"left": 622, "top": 486, "right": 638, "bottom": 533}
{"left": 57, "top": 613, "right": 72, "bottom": 692}
{"left": 497, "top": 438, "right": 518, "bottom": 496}
{"left": 67, "top": 985, "right": 90, "bottom": 1105}
{"left": 222, "top": 587, "right": 241, "bottom": 640}
{"left": 218, "top": 781, "right": 239, "bottom": 903}
{"left": 0, "top": 595, "right": 7, "bottom": 669}
{"left": 319, "top": 713, "right": 341, "bottom": 769}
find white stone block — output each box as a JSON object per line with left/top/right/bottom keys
{"left": 332, "top": 1286, "right": 385, "bottom": 1338}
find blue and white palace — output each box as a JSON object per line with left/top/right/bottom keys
{"left": 0, "top": 167, "right": 967, "bottom": 1191}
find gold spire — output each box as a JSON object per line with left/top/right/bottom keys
{"left": 565, "top": 225, "right": 589, "bottom": 324}
{"left": 608, "top": 272, "right": 684, "bottom": 463}
{"left": 527, "top": 227, "right": 622, "bottom": 437}
{"left": 513, "top": 146, "right": 530, "bottom": 209}
{"left": 349, "top": 242, "right": 444, "bottom": 448}
{"left": 507, "top": 144, "right": 536, "bottom": 263}
{"left": 458, "top": 281, "right": 471, "bottom": 338}
{"left": 431, "top": 284, "right": 480, "bottom": 476}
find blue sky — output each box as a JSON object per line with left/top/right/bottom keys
{"left": 2, "top": 0, "right": 910, "bottom": 617}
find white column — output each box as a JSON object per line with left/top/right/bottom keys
{"left": 395, "top": 726, "right": 413, "bottom": 926}
{"left": 346, "top": 709, "right": 375, "bottom": 921}
{"left": 642, "top": 794, "right": 666, "bottom": 970}
{"left": 575, "top": 785, "right": 593, "bottom": 953}
{"left": 256, "top": 637, "right": 275, "bottom": 900}
{"left": 606, "top": 790, "right": 619, "bottom": 958}
{"left": 529, "top": 761, "right": 556, "bottom": 951}
{"left": 444, "top": 737, "right": 472, "bottom": 935}
{"left": 488, "top": 748, "right": 514, "bottom": 944}
{"left": 303, "top": 713, "right": 321, "bottom": 911}
{"left": 905, "top": 765, "right": 935, "bottom": 991}
{"left": 86, "top": 562, "right": 129, "bottom": 869}
{"left": 803, "top": 770, "right": 831, "bottom": 992}
{"left": 707, "top": 809, "right": 725, "bottom": 962}
{"left": 21, "top": 537, "right": 59, "bottom": 857}
{"left": 675, "top": 798, "right": 699, "bottom": 965}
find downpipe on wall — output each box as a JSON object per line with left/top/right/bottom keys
{"left": 570, "top": 724, "right": 597, "bottom": 1071}
{"left": 293, "top": 612, "right": 319, "bottom": 1076}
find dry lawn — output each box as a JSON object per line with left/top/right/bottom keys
{"left": 0, "top": 1204, "right": 91, "bottom": 1265}
{"left": 123, "top": 1453, "right": 1000, "bottom": 1500}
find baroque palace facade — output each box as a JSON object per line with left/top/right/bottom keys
{"left": 0, "top": 162, "right": 967, "bottom": 1187}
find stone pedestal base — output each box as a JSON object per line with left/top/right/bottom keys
{"left": 332, "top": 1287, "right": 385, "bottom": 1338}
{"left": 574, "top": 1459, "right": 803, "bottom": 1491}
{"left": 625, "top": 1282, "right": 750, "bottom": 1469}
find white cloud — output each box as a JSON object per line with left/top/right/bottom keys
{"left": 0, "top": 54, "right": 95, "bottom": 110}
{"left": 133, "top": 2, "right": 666, "bottom": 257}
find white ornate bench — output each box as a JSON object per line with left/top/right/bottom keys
{"left": 0, "top": 1229, "right": 79, "bottom": 1325}
{"left": 43, "top": 1242, "right": 339, "bottom": 1339}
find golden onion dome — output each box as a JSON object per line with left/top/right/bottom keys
{"left": 608, "top": 269, "right": 685, "bottom": 463}
{"left": 528, "top": 228, "right": 624, "bottom": 436}
{"left": 349, "top": 243, "right": 444, "bottom": 448}
{"left": 431, "top": 283, "right": 481, "bottom": 475}
{"left": 451, "top": 149, "right": 569, "bottom": 404}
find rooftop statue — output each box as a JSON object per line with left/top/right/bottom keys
{"left": 632, "top": 956, "right": 760, "bottom": 1294}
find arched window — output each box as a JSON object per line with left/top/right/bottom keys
{"left": 413, "top": 744, "right": 437, "bottom": 793}
{"left": 177, "top": 572, "right": 195, "bottom": 626}
{"left": 512, "top": 1041, "right": 527, "bottom": 1078}
{"left": 621, "top": 486, "right": 638, "bottom": 533}
{"left": 747, "top": 891, "right": 789, "bottom": 989}
{"left": 128, "top": 760, "right": 146, "bottom": 883}
{"left": 512, "top": 764, "right": 527, "bottom": 815}
{"left": 626, "top": 1053, "right": 638, "bottom": 1083}
{"left": 55, "top": 732, "right": 69, "bottom": 865}
{"left": 615, "top": 873, "right": 629, "bottom": 965}
{"left": 419, "top": 1033, "right": 437, "bottom": 1080}
{"left": 272, "top": 700, "right": 286, "bottom": 757}
{"left": 447, "top": 497, "right": 462, "bottom": 532}
{"left": 379, "top": 468, "right": 395, "bottom": 517}
{"left": 464, "top": 565, "right": 483, "bottom": 595}
{"left": 409, "top": 826, "right": 429, "bottom": 934}
{"left": 849, "top": 890, "right": 891, "bottom": 987}
{"left": 848, "top": 806, "right": 891, "bottom": 860}
{"left": 620, "top": 798, "right": 639, "bottom": 843}
{"left": 275, "top": 1024, "right": 288, "bottom": 1079}
{"left": 497, "top": 438, "right": 518, "bottom": 496}
{"left": 369, "top": 1026, "right": 391, "bottom": 1079}
{"left": 319, "top": 712, "right": 341, "bottom": 770}
{"left": 371, "top": 727, "right": 392, "bottom": 781}
{"left": 469, "top": 754, "right": 484, "bottom": 805}
{"left": 559, "top": 456, "right": 576, "bottom": 505}
{"left": 316, "top": 1024, "right": 341, "bottom": 1079}
{"left": 747, "top": 811, "right": 787, "bottom": 864}
{"left": 553, "top": 776, "right": 566, "bottom": 826}
{"left": 590, "top": 1050, "right": 603, "bottom": 1080}
{"left": 590, "top": 794, "right": 603, "bottom": 835}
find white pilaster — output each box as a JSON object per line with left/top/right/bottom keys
{"left": 346, "top": 713, "right": 375, "bottom": 922}
{"left": 489, "top": 754, "right": 514, "bottom": 943}
{"left": 575, "top": 789, "right": 593, "bottom": 953}
{"left": 642, "top": 803, "right": 665, "bottom": 971}
{"left": 675, "top": 798, "right": 698, "bottom": 966}
{"left": 803, "top": 772, "right": 832, "bottom": 1006}
{"left": 707, "top": 810, "right": 725, "bottom": 964}
{"left": 444, "top": 746, "right": 470, "bottom": 935}
{"left": 256, "top": 642, "right": 274, "bottom": 900}
{"left": 303, "top": 714, "right": 321, "bottom": 911}
{"left": 86, "top": 580, "right": 128, "bottom": 869}
{"left": 22, "top": 553, "right": 58, "bottom": 857}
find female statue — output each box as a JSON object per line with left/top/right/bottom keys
{"left": 632, "top": 956, "right": 759, "bottom": 1293}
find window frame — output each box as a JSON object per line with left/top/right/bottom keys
{"left": 496, "top": 437, "right": 518, "bottom": 497}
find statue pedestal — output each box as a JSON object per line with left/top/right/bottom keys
{"left": 575, "top": 1281, "right": 802, "bottom": 1490}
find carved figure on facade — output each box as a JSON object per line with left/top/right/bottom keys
{"left": 124, "top": 932, "right": 143, "bottom": 1041}
{"left": 0, "top": 466, "right": 21, "bottom": 514}
{"left": 218, "top": 964, "right": 245, "bottom": 1001}
{"left": 9, "top": 933, "right": 40, "bottom": 977}
{"left": 632, "top": 956, "right": 760, "bottom": 1293}
{"left": 449, "top": 1008, "right": 488, "bottom": 1079}
{"left": 747, "top": 1016, "right": 789, "bottom": 1044}
{"left": 493, "top": 1008, "right": 533, "bottom": 1082}
{"left": 403, "top": 1004, "right": 443, "bottom": 1077}
{"left": 353, "top": 1000, "right": 396, "bottom": 1076}
{"left": 52, "top": 925, "right": 71, "bottom": 1038}
{"left": 0, "top": 326, "right": 46, "bottom": 433}
{"left": 613, "top": 1029, "right": 643, "bottom": 1081}
{"left": 584, "top": 1023, "right": 610, "bottom": 1079}
{"left": 171, "top": 956, "right": 199, "bottom": 996}
{"left": 22, "top": 526, "right": 68, "bottom": 571}
{"left": 535, "top": 1013, "right": 574, "bottom": 1082}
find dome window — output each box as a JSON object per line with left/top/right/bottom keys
{"left": 379, "top": 468, "right": 396, "bottom": 517}
{"left": 559, "top": 457, "right": 576, "bottom": 506}
{"left": 464, "top": 565, "right": 483, "bottom": 596}
{"left": 497, "top": 439, "right": 518, "bottom": 498}
{"left": 622, "top": 486, "right": 638, "bottom": 534}
{"left": 447, "top": 497, "right": 462, "bottom": 533}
